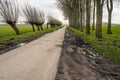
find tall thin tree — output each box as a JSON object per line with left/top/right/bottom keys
{"left": 92, "top": 0, "right": 96, "bottom": 31}
{"left": 96, "top": 0, "right": 105, "bottom": 38}
{"left": 107, "top": 0, "right": 113, "bottom": 34}
{"left": 86, "top": 0, "right": 91, "bottom": 34}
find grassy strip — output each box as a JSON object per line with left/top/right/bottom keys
{"left": 68, "top": 26, "right": 120, "bottom": 63}
{"left": 0, "top": 26, "right": 62, "bottom": 49}
{"left": 0, "top": 25, "right": 52, "bottom": 38}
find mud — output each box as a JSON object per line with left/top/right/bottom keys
{"left": 55, "top": 30, "right": 120, "bottom": 80}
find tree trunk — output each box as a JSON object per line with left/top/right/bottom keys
{"left": 69, "top": 12, "right": 74, "bottom": 27}
{"left": 96, "top": 0, "right": 103, "bottom": 38}
{"left": 76, "top": 0, "right": 80, "bottom": 29}
{"left": 81, "top": 0, "right": 86, "bottom": 29}
{"left": 86, "top": 0, "right": 91, "bottom": 34}
{"left": 32, "top": 24, "right": 35, "bottom": 32}
{"left": 10, "top": 24, "right": 20, "bottom": 35}
{"left": 37, "top": 26, "right": 40, "bottom": 31}
{"left": 73, "top": 11, "right": 77, "bottom": 28}
{"left": 107, "top": 12, "right": 112, "bottom": 34}
{"left": 79, "top": 0, "right": 83, "bottom": 32}
{"left": 40, "top": 25, "right": 43, "bottom": 30}
{"left": 69, "top": 15, "right": 72, "bottom": 27}
{"left": 92, "top": 0, "right": 96, "bottom": 31}
{"left": 107, "top": 0, "right": 113, "bottom": 34}
{"left": 47, "top": 23, "right": 49, "bottom": 29}
{"left": 80, "top": 12, "right": 83, "bottom": 32}
{"left": 69, "top": 12, "right": 72, "bottom": 27}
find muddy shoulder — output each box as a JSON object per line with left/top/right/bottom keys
{"left": 55, "top": 30, "right": 120, "bottom": 80}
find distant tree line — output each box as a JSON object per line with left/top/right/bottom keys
{"left": 48, "top": 16, "right": 62, "bottom": 28}
{"left": 57, "top": 0, "right": 115, "bottom": 38}
{"left": 0, "top": 0, "right": 62, "bottom": 35}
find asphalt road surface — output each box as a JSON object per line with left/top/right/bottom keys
{"left": 0, "top": 27, "right": 66, "bottom": 80}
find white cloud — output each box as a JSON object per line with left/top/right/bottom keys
{"left": 18, "top": 0, "right": 67, "bottom": 23}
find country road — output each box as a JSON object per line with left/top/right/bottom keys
{"left": 0, "top": 27, "right": 66, "bottom": 80}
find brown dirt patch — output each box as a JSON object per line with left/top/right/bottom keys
{"left": 55, "top": 30, "right": 120, "bottom": 80}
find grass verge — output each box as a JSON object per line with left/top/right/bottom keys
{"left": 0, "top": 25, "right": 62, "bottom": 51}
{"left": 68, "top": 26, "right": 120, "bottom": 63}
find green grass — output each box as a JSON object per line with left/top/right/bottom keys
{"left": 0, "top": 25, "right": 52, "bottom": 38}
{"left": 0, "top": 25, "right": 62, "bottom": 49}
{"left": 68, "top": 26, "right": 120, "bottom": 63}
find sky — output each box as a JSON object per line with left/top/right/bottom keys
{"left": 103, "top": 2, "right": 120, "bottom": 24}
{"left": 18, "top": 0, "right": 67, "bottom": 23}
{"left": 13, "top": 0, "right": 120, "bottom": 24}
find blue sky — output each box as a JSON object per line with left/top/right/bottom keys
{"left": 18, "top": 0, "right": 120, "bottom": 24}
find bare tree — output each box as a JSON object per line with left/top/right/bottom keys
{"left": 48, "top": 16, "right": 62, "bottom": 27}
{"left": 0, "top": 0, "right": 19, "bottom": 35}
{"left": 23, "top": 4, "right": 36, "bottom": 32}
{"left": 34, "top": 11, "right": 45, "bottom": 31}
{"left": 23, "top": 4, "right": 45, "bottom": 31}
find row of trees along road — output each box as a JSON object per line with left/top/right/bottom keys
{"left": 48, "top": 16, "right": 62, "bottom": 28}
{"left": 0, "top": 0, "right": 62, "bottom": 35}
{"left": 57, "top": 0, "right": 115, "bottom": 38}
